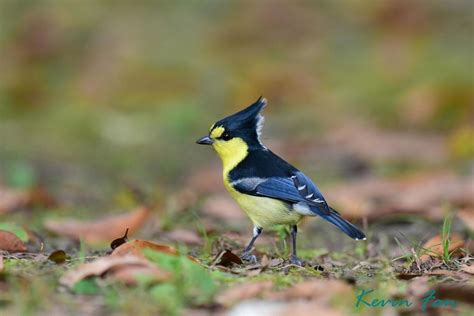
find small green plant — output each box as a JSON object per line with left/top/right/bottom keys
{"left": 441, "top": 214, "right": 454, "bottom": 263}
{"left": 392, "top": 234, "right": 421, "bottom": 266}
{"left": 144, "top": 249, "right": 216, "bottom": 315}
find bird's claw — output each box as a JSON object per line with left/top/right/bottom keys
{"left": 290, "top": 255, "right": 304, "bottom": 267}
{"left": 240, "top": 252, "right": 257, "bottom": 264}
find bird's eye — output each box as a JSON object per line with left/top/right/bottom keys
{"left": 221, "top": 132, "right": 232, "bottom": 141}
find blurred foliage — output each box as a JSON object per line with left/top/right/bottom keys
{"left": 0, "top": 1, "right": 472, "bottom": 194}
{"left": 146, "top": 249, "right": 216, "bottom": 314}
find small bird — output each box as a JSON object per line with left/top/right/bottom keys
{"left": 196, "top": 97, "right": 366, "bottom": 265}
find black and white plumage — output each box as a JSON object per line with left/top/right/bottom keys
{"left": 229, "top": 147, "right": 366, "bottom": 241}
{"left": 197, "top": 97, "right": 366, "bottom": 264}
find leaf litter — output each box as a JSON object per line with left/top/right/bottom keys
{"left": 48, "top": 250, "right": 68, "bottom": 264}
{"left": 0, "top": 156, "right": 472, "bottom": 315}
{"left": 44, "top": 206, "right": 150, "bottom": 244}
{"left": 0, "top": 230, "right": 27, "bottom": 252}
{"left": 60, "top": 255, "right": 171, "bottom": 288}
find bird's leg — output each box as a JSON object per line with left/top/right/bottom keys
{"left": 290, "top": 225, "right": 304, "bottom": 266}
{"left": 241, "top": 226, "right": 262, "bottom": 263}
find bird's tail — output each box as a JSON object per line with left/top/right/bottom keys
{"left": 319, "top": 207, "right": 366, "bottom": 240}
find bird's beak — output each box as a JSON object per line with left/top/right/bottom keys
{"left": 196, "top": 136, "right": 214, "bottom": 145}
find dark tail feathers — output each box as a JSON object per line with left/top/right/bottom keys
{"left": 320, "top": 207, "right": 366, "bottom": 240}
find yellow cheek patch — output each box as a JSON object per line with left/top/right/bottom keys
{"left": 213, "top": 137, "right": 248, "bottom": 174}
{"left": 210, "top": 126, "right": 225, "bottom": 139}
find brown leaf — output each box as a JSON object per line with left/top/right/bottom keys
{"left": 165, "top": 229, "right": 202, "bottom": 245}
{"left": 111, "top": 239, "right": 179, "bottom": 257}
{"left": 212, "top": 249, "right": 243, "bottom": 267}
{"left": 460, "top": 264, "right": 474, "bottom": 275}
{"left": 48, "top": 250, "right": 67, "bottom": 264}
{"left": 396, "top": 272, "right": 422, "bottom": 280}
{"left": 426, "top": 269, "right": 460, "bottom": 277}
{"left": 326, "top": 171, "right": 474, "bottom": 221}
{"left": 0, "top": 256, "right": 3, "bottom": 272}
{"left": 457, "top": 209, "right": 474, "bottom": 231}
{"left": 0, "top": 230, "right": 27, "bottom": 252}
{"left": 26, "top": 186, "right": 56, "bottom": 209}
{"left": 60, "top": 255, "right": 169, "bottom": 288}
{"left": 216, "top": 281, "right": 274, "bottom": 307}
{"left": 269, "top": 258, "right": 284, "bottom": 268}
{"left": 0, "top": 186, "right": 56, "bottom": 214}
{"left": 44, "top": 206, "right": 150, "bottom": 244}
{"left": 323, "top": 123, "right": 447, "bottom": 164}
{"left": 419, "top": 233, "right": 465, "bottom": 263}
{"left": 0, "top": 188, "right": 29, "bottom": 214}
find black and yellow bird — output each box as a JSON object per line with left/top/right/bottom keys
{"left": 196, "top": 97, "right": 366, "bottom": 265}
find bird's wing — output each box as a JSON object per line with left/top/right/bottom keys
{"left": 232, "top": 172, "right": 330, "bottom": 215}
{"left": 232, "top": 172, "right": 365, "bottom": 240}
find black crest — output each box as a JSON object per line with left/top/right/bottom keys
{"left": 213, "top": 97, "right": 267, "bottom": 148}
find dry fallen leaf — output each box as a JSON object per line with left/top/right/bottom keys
{"left": 165, "top": 229, "right": 202, "bottom": 245}
{"left": 419, "top": 233, "right": 465, "bottom": 263}
{"left": 460, "top": 264, "right": 474, "bottom": 275}
{"left": 0, "top": 255, "right": 3, "bottom": 272}
{"left": 48, "top": 250, "right": 68, "bottom": 264}
{"left": 326, "top": 172, "right": 474, "bottom": 221}
{"left": 396, "top": 272, "right": 423, "bottom": 280}
{"left": 111, "top": 240, "right": 180, "bottom": 257}
{"left": 0, "top": 186, "right": 56, "bottom": 214}
{"left": 212, "top": 249, "right": 243, "bottom": 267}
{"left": 323, "top": 123, "right": 447, "bottom": 164}
{"left": 0, "top": 230, "right": 27, "bottom": 252}
{"left": 216, "top": 281, "right": 274, "bottom": 307}
{"left": 60, "top": 255, "right": 170, "bottom": 288}
{"left": 268, "top": 258, "right": 284, "bottom": 268}
{"left": 44, "top": 206, "right": 150, "bottom": 244}
{"left": 0, "top": 188, "right": 29, "bottom": 214}
{"left": 457, "top": 209, "right": 474, "bottom": 231}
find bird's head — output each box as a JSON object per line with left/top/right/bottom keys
{"left": 196, "top": 97, "right": 267, "bottom": 165}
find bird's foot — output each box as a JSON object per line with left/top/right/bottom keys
{"left": 240, "top": 251, "right": 257, "bottom": 264}
{"left": 290, "top": 255, "right": 304, "bottom": 267}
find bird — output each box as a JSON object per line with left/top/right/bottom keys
{"left": 196, "top": 97, "right": 366, "bottom": 265}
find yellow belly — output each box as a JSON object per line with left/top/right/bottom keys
{"left": 224, "top": 180, "right": 302, "bottom": 228}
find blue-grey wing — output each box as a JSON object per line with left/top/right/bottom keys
{"left": 232, "top": 173, "right": 365, "bottom": 240}
{"left": 232, "top": 172, "right": 330, "bottom": 214}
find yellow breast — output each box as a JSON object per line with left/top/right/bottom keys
{"left": 211, "top": 133, "right": 302, "bottom": 228}
{"left": 224, "top": 179, "right": 302, "bottom": 229}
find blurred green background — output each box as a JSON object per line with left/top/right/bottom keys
{"left": 0, "top": 0, "right": 472, "bottom": 205}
